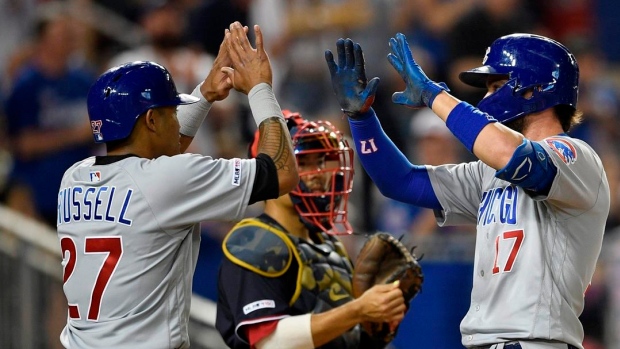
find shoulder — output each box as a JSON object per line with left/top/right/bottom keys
{"left": 540, "top": 135, "right": 600, "bottom": 166}
{"left": 223, "top": 218, "right": 297, "bottom": 277}
{"left": 63, "top": 157, "right": 96, "bottom": 178}
{"left": 150, "top": 154, "right": 255, "bottom": 180}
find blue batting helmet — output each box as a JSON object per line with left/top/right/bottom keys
{"left": 87, "top": 61, "right": 199, "bottom": 143}
{"left": 458, "top": 33, "right": 579, "bottom": 124}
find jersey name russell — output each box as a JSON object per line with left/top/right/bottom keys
{"left": 57, "top": 186, "right": 134, "bottom": 226}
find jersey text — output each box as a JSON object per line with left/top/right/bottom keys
{"left": 478, "top": 186, "right": 518, "bottom": 226}
{"left": 57, "top": 186, "right": 133, "bottom": 226}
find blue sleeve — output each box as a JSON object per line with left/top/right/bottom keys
{"left": 348, "top": 109, "right": 442, "bottom": 210}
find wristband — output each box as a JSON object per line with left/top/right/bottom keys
{"left": 422, "top": 81, "right": 450, "bottom": 108}
{"left": 248, "top": 83, "right": 285, "bottom": 126}
{"left": 178, "top": 82, "right": 212, "bottom": 137}
{"left": 446, "top": 101, "right": 497, "bottom": 152}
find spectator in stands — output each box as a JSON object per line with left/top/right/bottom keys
{"left": 4, "top": 12, "right": 98, "bottom": 227}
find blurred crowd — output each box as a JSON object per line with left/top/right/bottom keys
{"left": 2, "top": 0, "right": 620, "bottom": 348}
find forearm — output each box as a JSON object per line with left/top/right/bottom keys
{"left": 249, "top": 83, "right": 298, "bottom": 196}
{"left": 310, "top": 299, "right": 363, "bottom": 347}
{"left": 178, "top": 83, "right": 213, "bottom": 153}
{"left": 349, "top": 109, "right": 441, "bottom": 209}
{"left": 257, "top": 299, "right": 364, "bottom": 349}
{"left": 432, "top": 93, "right": 523, "bottom": 170}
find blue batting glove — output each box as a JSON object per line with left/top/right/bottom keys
{"left": 388, "top": 33, "right": 449, "bottom": 108}
{"left": 325, "top": 38, "right": 380, "bottom": 119}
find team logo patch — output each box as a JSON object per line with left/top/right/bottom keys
{"left": 243, "top": 299, "right": 275, "bottom": 315}
{"left": 545, "top": 137, "right": 577, "bottom": 164}
{"left": 90, "top": 171, "right": 102, "bottom": 182}
{"left": 231, "top": 158, "right": 241, "bottom": 186}
{"left": 91, "top": 120, "right": 103, "bottom": 142}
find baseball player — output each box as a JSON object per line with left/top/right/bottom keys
{"left": 57, "top": 22, "right": 298, "bottom": 349}
{"left": 215, "top": 111, "right": 406, "bottom": 349}
{"left": 325, "top": 33, "right": 610, "bottom": 349}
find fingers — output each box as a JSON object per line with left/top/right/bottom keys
{"left": 336, "top": 38, "right": 346, "bottom": 69}
{"left": 392, "top": 92, "right": 407, "bottom": 105}
{"left": 387, "top": 53, "right": 403, "bottom": 75}
{"left": 365, "top": 77, "right": 380, "bottom": 96}
{"left": 214, "top": 30, "right": 231, "bottom": 66}
{"left": 220, "top": 67, "right": 235, "bottom": 88}
{"left": 396, "top": 32, "right": 415, "bottom": 61}
{"left": 370, "top": 281, "right": 401, "bottom": 293}
{"left": 254, "top": 24, "right": 264, "bottom": 57}
{"left": 229, "top": 21, "right": 251, "bottom": 52}
{"left": 325, "top": 50, "right": 337, "bottom": 76}
{"left": 389, "top": 37, "right": 403, "bottom": 61}
{"left": 344, "top": 39, "right": 355, "bottom": 69}
{"left": 225, "top": 29, "right": 242, "bottom": 66}
{"left": 353, "top": 43, "right": 366, "bottom": 81}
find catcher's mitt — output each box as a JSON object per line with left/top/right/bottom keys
{"left": 353, "top": 232, "right": 423, "bottom": 342}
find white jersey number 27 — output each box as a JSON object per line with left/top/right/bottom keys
{"left": 492, "top": 229, "right": 524, "bottom": 274}
{"left": 60, "top": 236, "right": 123, "bottom": 321}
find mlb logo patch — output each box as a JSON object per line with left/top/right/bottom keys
{"left": 243, "top": 299, "right": 275, "bottom": 315}
{"left": 545, "top": 137, "right": 577, "bottom": 164}
{"left": 231, "top": 158, "right": 241, "bottom": 186}
{"left": 90, "top": 171, "right": 102, "bottom": 182}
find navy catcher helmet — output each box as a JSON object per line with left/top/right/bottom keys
{"left": 87, "top": 61, "right": 199, "bottom": 143}
{"left": 459, "top": 33, "right": 579, "bottom": 124}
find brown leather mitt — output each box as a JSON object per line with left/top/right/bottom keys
{"left": 353, "top": 232, "right": 423, "bottom": 343}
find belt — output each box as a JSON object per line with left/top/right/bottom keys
{"left": 470, "top": 342, "right": 521, "bottom": 349}
{"left": 471, "top": 343, "right": 578, "bottom": 349}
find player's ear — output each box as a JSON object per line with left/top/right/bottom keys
{"left": 143, "top": 109, "right": 158, "bottom": 133}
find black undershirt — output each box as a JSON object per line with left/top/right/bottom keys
{"left": 249, "top": 153, "right": 279, "bottom": 205}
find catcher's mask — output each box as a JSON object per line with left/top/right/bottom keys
{"left": 249, "top": 110, "right": 355, "bottom": 235}
{"left": 458, "top": 33, "right": 579, "bottom": 124}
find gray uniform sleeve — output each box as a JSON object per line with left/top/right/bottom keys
{"left": 132, "top": 154, "right": 256, "bottom": 230}
{"left": 427, "top": 161, "right": 490, "bottom": 226}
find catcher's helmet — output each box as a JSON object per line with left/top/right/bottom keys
{"left": 87, "top": 61, "right": 199, "bottom": 143}
{"left": 459, "top": 33, "right": 579, "bottom": 124}
{"left": 249, "top": 111, "right": 355, "bottom": 235}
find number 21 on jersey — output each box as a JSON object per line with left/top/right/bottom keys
{"left": 61, "top": 236, "right": 123, "bottom": 321}
{"left": 492, "top": 229, "right": 524, "bottom": 274}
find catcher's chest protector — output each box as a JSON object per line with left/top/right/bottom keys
{"left": 223, "top": 218, "right": 362, "bottom": 349}
{"left": 289, "top": 234, "right": 362, "bottom": 349}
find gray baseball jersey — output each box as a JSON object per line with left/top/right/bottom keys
{"left": 57, "top": 154, "right": 255, "bottom": 349}
{"left": 427, "top": 136, "right": 610, "bottom": 349}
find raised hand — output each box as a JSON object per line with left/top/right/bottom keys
{"left": 201, "top": 31, "right": 235, "bottom": 103}
{"left": 222, "top": 21, "right": 272, "bottom": 94}
{"left": 387, "top": 32, "right": 449, "bottom": 108}
{"left": 325, "top": 38, "right": 380, "bottom": 118}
